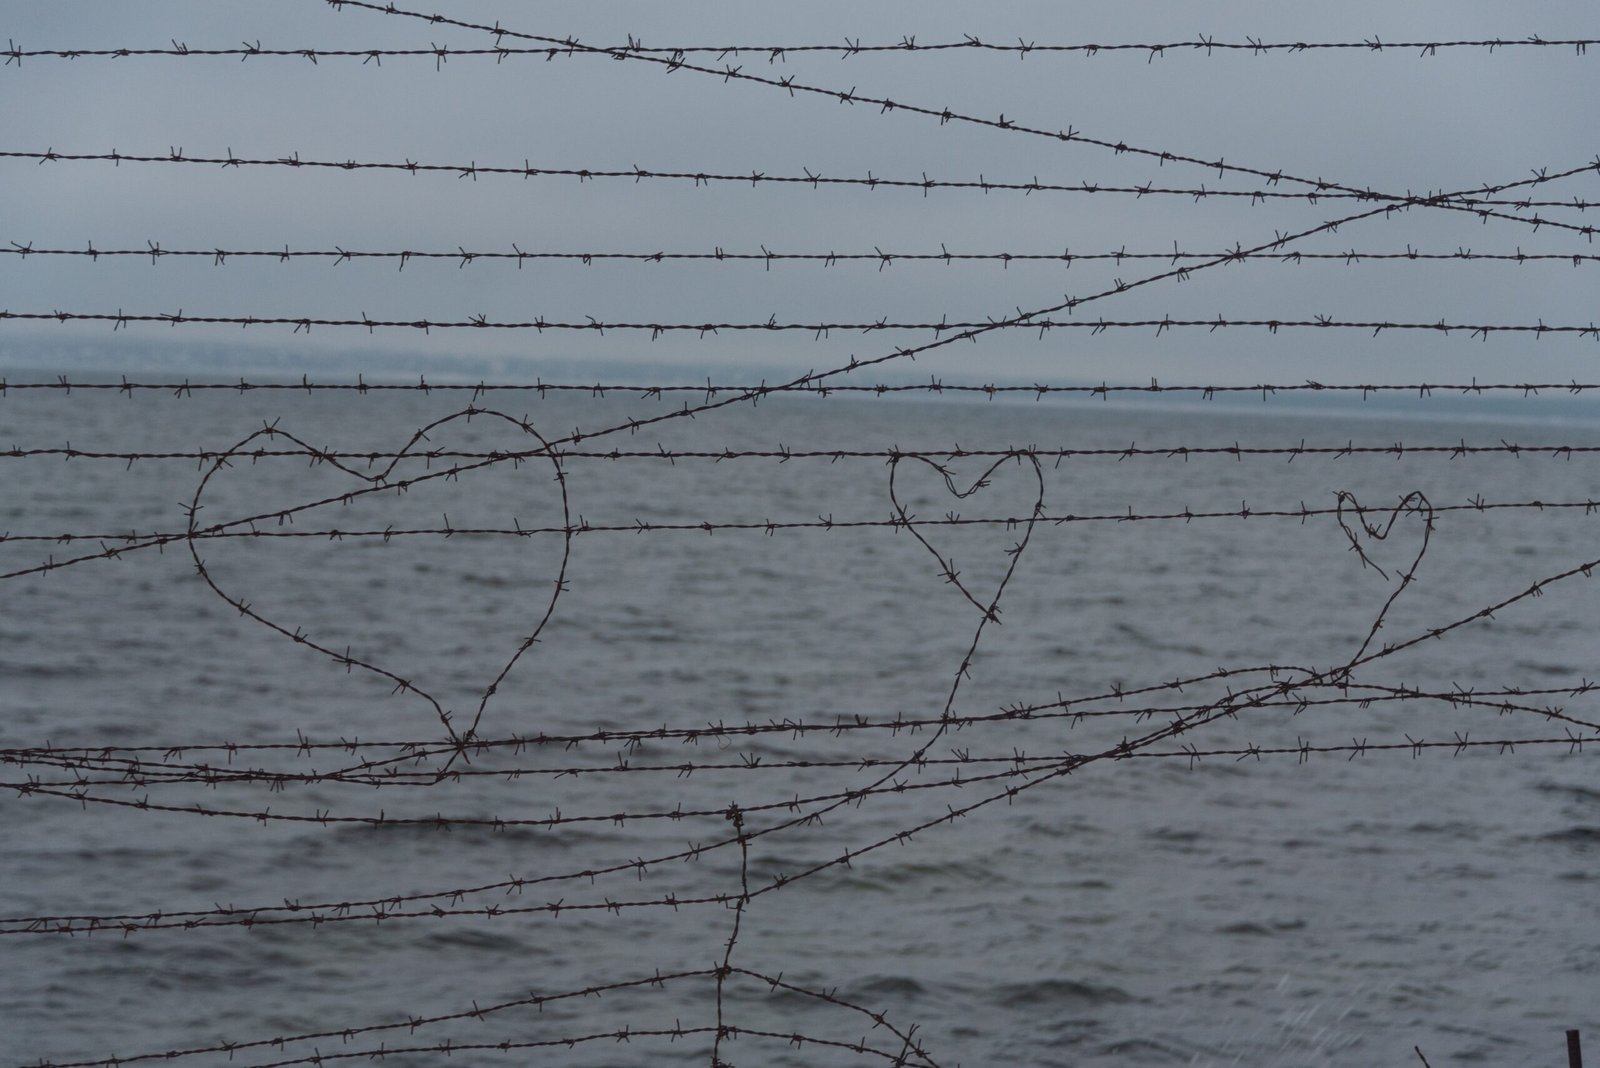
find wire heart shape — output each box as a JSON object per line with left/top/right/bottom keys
{"left": 887, "top": 450, "right": 1046, "bottom": 621}
{"left": 185, "top": 407, "right": 571, "bottom": 753}
{"left": 1335, "top": 488, "right": 1434, "bottom": 666}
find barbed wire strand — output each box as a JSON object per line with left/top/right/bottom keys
{"left": 13, "top": 671, "right": 1589, "bottom": 772}
{"left": 6, "top": 35, "right": 1598, "bottom": 65}
{"left": 10, "top": 240, "right": 1598, "bottom": 270}
{"left": 5, "top": 150, "right": 1595, "bottom": 237}
{"left": 16, "top": 964, "right": 939, "bottom": 1068}
{"left": 9, "top": 681, "right": 1595, "bottom": 799}
{"left": 7, "top": 309, "right": 1599, "bottom": 338}
{"left": 6, "top": 495, "right": 1598, "bottom": 585}
{"left": 3, "top": 376, "right": 1598, "bottom": 398}
{"left": 7, "top": 438, "right": 1600, "bottom": 465}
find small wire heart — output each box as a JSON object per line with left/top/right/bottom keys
{"left": 1335, "top": 488, "right": 1434, "bottom": 666}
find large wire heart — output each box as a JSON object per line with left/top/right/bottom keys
{"left": 186, "top": 407, "right": 571, "bottom": 753}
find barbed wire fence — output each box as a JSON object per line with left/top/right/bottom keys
{"left": 3, "top": 3, "right": 1598, "bottom": 1065}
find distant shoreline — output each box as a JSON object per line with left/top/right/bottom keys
{"left": 3, "top": 336, "right": 1596, "bottom": 429}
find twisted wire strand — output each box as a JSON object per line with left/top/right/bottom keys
{"left": 10, "top": 240, "right": 1599, "bottom": 269}
{"left": 6, "top": 310, "right": 1599, "bottom": 337}
{"left": 6, "top": 440, "right": 1600, "bottom": 465}
{"left": 7, "top": 679, "right": 1593, "bottom": 772}
{"left": 6, "top": 497, "right": 1599, "bottom": 586}
{"left": 7, "top": 35, "right": 1599, "bottom": 64}
{"left": 3, "top": 376, "right": 1598, "bottom": 398}
{"left": 5, "top": 150, "right": 1596, "bottom": 236}
{"left": 13, "top": 964, "right": 939, "bottom": 1068}
{"left": 10, "top": 685, "right": 1595, "bottom": 798}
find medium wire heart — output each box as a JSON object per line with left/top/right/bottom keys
{"left": 887, "top": 450, "right": 1046, "bottom": 621}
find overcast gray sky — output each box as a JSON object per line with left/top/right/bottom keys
{"left": 4, "top": 0, "right": 1598, "bottom": 386}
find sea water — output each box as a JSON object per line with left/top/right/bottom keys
{"left": 1, "top": 371, "right": 1597, "bottom": 1066}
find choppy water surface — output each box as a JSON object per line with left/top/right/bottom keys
{"left": 2, "top": 375, "right": 1597, "bottom": 1066}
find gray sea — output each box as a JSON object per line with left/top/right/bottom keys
{"left": 2, "top": 370, "right": 1598, "bottom": 1066}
